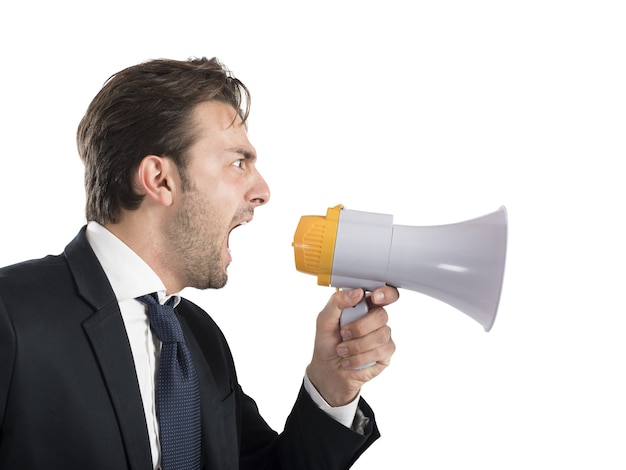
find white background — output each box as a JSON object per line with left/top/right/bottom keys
{"left": 1, "top": 1, "right": 624, "bottom": 468}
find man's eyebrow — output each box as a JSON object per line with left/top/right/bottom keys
{"left": 232, "top": 148, "right": 257, "bottom": 161}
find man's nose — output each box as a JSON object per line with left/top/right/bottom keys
{"left": 247, "top": 170, "right": 270, "bottom": 207}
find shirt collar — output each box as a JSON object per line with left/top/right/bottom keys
{"left": 85, "top": 221, "right": 181, "bottom": 306}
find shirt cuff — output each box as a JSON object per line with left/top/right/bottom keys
{"left": 303, "top": 374, "right": 360, "bottom": 429}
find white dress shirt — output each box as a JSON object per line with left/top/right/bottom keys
{"left": 85, "top": 222, "right": 361, "bottom": 468}
{"left": 86, "top": 222, "right": 170, "bottom": 468}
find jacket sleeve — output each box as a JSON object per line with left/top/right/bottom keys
{"left": 239, "top": 382, "right": 380, "bottom": 470}
{"left": 179, "top": 299, "right": 380, "bottom": 469}
{"left": 0, "top": 296, "right": 16, "bottom": 433}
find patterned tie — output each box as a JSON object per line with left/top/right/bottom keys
{"left": 136, "top": 293, "right": 201, "bottom": 470}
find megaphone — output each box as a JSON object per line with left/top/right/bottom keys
{"left": 292, "top": 204, "right": 507, "bottom": 332}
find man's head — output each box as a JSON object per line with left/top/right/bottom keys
{"left": 78, "top": 57, "right": 270, "bottom": 292}
{"left": 77, "top": 57, "right": 250, "bottom": 225}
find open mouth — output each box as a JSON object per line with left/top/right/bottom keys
{"left": 227, "top": 220, "right": 249, "bottom": 250}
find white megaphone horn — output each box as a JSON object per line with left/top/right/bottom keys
{"left": 292, "top": 204, "right": 508, "bottom": 332}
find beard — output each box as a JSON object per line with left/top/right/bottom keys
{"left": 165, "top": 189, "right": 230, "bottom": 290}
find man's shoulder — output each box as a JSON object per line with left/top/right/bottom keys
{"left": 0, "top": 228, "right": 87, "bottom": 286}
{"left": 0, "top": 227, "right": 100, "bottom": 294}
{"left": 0, "top": 254, "right": 68, "bottom": 288}
{"left": 0, "top": 253, "right": 76, "bottom": 320}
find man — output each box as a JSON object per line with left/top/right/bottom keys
{"left": 0, "top": 57, "right": 397, "bottom": 469}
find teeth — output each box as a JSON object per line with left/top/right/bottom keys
{"left": 240, "top": 221, "right": 248, "bottom": 225}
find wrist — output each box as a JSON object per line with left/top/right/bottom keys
{"left": 306, "top": 364, "right": 360, "bottom": 407}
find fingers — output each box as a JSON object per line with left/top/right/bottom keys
{"left": 337, "top": 323, "right": 396, "bottom": 370}
{"left": 339, "top": 285, "right": 398, "bottom": 338}
{"left": 335, "top": 288, "right": 366, "bottom": 310}
{"left": 340, "top": 339, "right": 396, "bottom": 370}
{"left": 322, "top": 285, "right": 398, "bottom": 369}
{"left": 337, "top": 305, "right": 395, "bottom": 369}
{"left": 340, "top": 303, "right": 388, "bottom": 340}
{"left": 327, "top": 285, "right": 398, "bottom": 312}
{"left": 316, "top": 289, "right": 365, "bottom": 335}
{"left": 368, "top": 285, "right": 399, "bottom": 308}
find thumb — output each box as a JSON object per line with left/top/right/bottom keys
{"left": 338, "top": 288, "right": 366, "bottom": 310}
{"left": 318, "top": 288, "right": 365, "bottom": 327}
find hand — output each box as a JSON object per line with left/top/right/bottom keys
{"left": 306, "top": 286, "right": 398, "bottom": 407}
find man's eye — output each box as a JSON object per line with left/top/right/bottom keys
{"left": 233, "top": 159, "right": 244, "bottom": 169}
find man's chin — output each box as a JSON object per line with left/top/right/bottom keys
{"left": 189, "top": 269, "right": 228, "bottom": 291}
{"left": 206, "top": 273, "right": 228, "bottom": 290}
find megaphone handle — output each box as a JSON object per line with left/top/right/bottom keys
{"left": 340, "top": 295, "right": 376, "bottom": 369}
{"left": 340, "top": 297, "right": 369, "bottom": 327}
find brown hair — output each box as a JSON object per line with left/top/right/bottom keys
{"left": 76, "top": 57, "right": 250, "bottom": 224}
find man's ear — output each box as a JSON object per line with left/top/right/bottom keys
{"left": 136, "top": 155, "right": 179, "bottom": 207}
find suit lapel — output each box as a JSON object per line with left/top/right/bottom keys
{"left": 65, "top": 228, "right": 153, "bottom": 470}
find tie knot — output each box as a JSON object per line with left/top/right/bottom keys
{"left": 136, "top": 293, "right": 185, "bottom": 344}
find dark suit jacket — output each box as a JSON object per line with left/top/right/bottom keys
{"left": 0, "top": 228, "right": 379, "bottom": 469}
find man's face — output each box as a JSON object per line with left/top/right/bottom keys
{"left": 165, "top": 101, "right": 270, "bottom": 290}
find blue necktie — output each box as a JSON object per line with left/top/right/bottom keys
{"left": 137, "top": 293, "right": 201, "bottom": 470}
